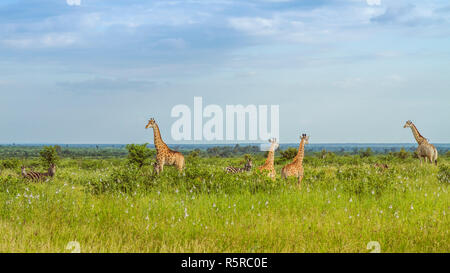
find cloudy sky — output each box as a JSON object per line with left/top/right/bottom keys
{"left": 0, "top": 0, "right": 449, "bottom": 144}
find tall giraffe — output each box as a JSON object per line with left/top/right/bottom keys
{"left": 281, "top": 134, "right": 309, "bottom": 187}
{"left": 403, "top": 120, "right": 438, "bottom": 165}
{"left": 146, "top": 118, "right": 185, "bottom": 174}
{"left": 258, "top": 138, "right": 279, "bottom": 179}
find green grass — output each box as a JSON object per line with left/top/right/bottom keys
{"left": 0, "top": 156, "right": 448, "bottom": 253}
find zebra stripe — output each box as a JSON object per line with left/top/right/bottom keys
{"left": 226, "top": 160, "right": 252, "bottom": 174}
{"left": 21, "top": 164, "right": 56, "bottom": 181}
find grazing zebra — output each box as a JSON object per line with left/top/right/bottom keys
{"left": 21, "top": 164, "right": 56, "bottom": 181}
{"left": 226, "top": 159, "right": 253, "bottom": 174}
{"left": 374, "top": 163, "right": 389, "bottom": 169}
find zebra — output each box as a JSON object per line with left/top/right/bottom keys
{"left": 21, "top": 164, "right": 56, "bottom": 181}
{"left": 225, "top": 159, "right": 253, "bottom": 174}
{"left": 374, "top": 163, "right": 389, "bottom": 169}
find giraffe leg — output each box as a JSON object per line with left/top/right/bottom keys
{"left": 298, "top": 175, "right": 303, "bottom": 189}
{"left": 155, "top": 158, "right": 164, "bottom": 175}
{"left": 176, "top": 156, "right": 185, "bottom": 173}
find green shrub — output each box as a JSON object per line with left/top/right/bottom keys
{"left": 89, "top": 165, "right": 152, "bottom": 194}
{"left": 280, "top": 148, "right": 297, "bottom": 160}
{"left": 126, "top": 143, "right": 154, "bottom": 168}
{"left": 39, "top": 146, "right": 59, "bottom": 166}
{"left": 1, "top": 158, "right": 21, "bottom": 169}
{"left": 336, "top": 166, "right": 392, "bottom": 196}
{"left": 437, "top": 165, "right": 450, "bottom": 184}
{"left": 359, "top": 148, "right": 373, "bottom": 158}
{"left": 396, "top": 148, "right": 410, "bottom": 160}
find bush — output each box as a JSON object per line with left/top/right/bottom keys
{"left": 89, "top": 165, "right": 152, "bottom": 194}
{"left": 39, "top": 146, "right": 60, "bottom": 167}
{"left": 1, "top": 158, "right": 21, "bottom": 169}
{"left": 336, "top": 166, "right": 392, "bottom": 196}
{"left": 126, "top": 143, "right": 154, "bottom": 168}
{"left": 280, "top": 148, "right": 297, "bottom": 160}
{"left": 396, "top": 148, "right": 410, "bottom": 159}
{"left": 437, "top": 165, "right": 450, "bottom": 184}
{"left": 360, "top": 148, "right": 373, "bottom": 158}
{"left": 188, "top": 149, "right": 200, "bottom": 159}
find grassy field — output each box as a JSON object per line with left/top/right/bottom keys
{"left": 0, "top": 154, "right": 448, "bottom": 253}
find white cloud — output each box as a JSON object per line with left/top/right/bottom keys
{"left": 229, "top": 17, "right": 279, "bottom": 36}
{"left": 332, "top": 78, "right": 364, "bottom": 88}
{"left": 367, "top": 0, "right": 381, "bottom": 6}
{"left": 66, "top": 0, "right": 81, "bottom": 6}
{"left": 154, "top": 38, "right": 187, "bottom": 49}
{"left": 3, "top": 33, "right": 78, "bottom": 49}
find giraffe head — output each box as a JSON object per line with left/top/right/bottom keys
{"left": 268, "top": 138, "right": 279, "bottom": 151}
{"left": 403, "top": 120, "right": 413, "bottom": 128}
{"left": 145, "top": 118, "right": 156, "bottom": 129}
{"left": 301, "top": 133, "right": 309, "bottom": 144}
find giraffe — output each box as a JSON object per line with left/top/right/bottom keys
{"left": 145, "top": 118, "right": 185, "bottom": 174}
{"left": 403, "top": 120, "right": 438, "bottom": 165}
{"left": 258, "top": 138, "right": 279, "bottom": 180}
{"left": 281, "top": 133, "right": 309, "bottom": 187}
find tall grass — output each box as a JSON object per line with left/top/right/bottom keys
{"left": 0, "top": 156, "right": 448, "bottom": 253}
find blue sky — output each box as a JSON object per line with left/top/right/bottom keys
{"left": 0, "top": 0, "right": 449, "bottom": 144}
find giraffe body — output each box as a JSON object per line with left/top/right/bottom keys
{"left": 281, "top": 134, "right": 309, "bottom": 186}
{"left": 146, "top": 118, "right": 185, "bottom": 174}
{"left": 416, "top": 143, "right": 438, "bottom": 165}
{"left": 403, "top": 120, "right": 438, "bottom": 165}
{"left": 258, "top": 138, "right": 279, "bottom": 179}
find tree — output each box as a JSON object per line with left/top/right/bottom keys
{"left": 126, "top": 143, "right": 154, "bottom": 168}
{"left": 39, "top": 146, "right": 60, "bottom": 166}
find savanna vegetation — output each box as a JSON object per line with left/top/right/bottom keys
{"left": 0, "top": 145, "right": 448, "bottom": 253}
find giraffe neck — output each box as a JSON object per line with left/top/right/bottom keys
{"left": 153, "top": 123, "right": 169, "bottom": 152}
{"left": 410, "top": 124, "right": 427, "bottom": 144}
{"left": 294, "top": 139, "right": 306, "bottom": 165}
{"left": 264, "top": 149, "right": 275, "bottom": 166}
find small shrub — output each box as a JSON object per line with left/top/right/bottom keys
{"left": 1, "top": 158, "right": 21, "bottom": 169}
{"left": 360, "top": 148, "right": 373, "bottom": 158}
{"left": 280, "top": 148, "right": 297, "bottom": 160}
{"left": 188, "top": 149, "right": 201, "bottom": 159}
{"left": 39, "top": 146, "right": 59, "bottom": 167}
{"left": 437, "top": 165, "right": 450, "bottom": 184}
{"left": 396, "top": 148, "right": 410, "bottom": 160}
{"left": 89, "top": 165, "right": 152, "bottom": 194}
{"left": 126, "top": 143, "right": 154, "bottom": 168}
